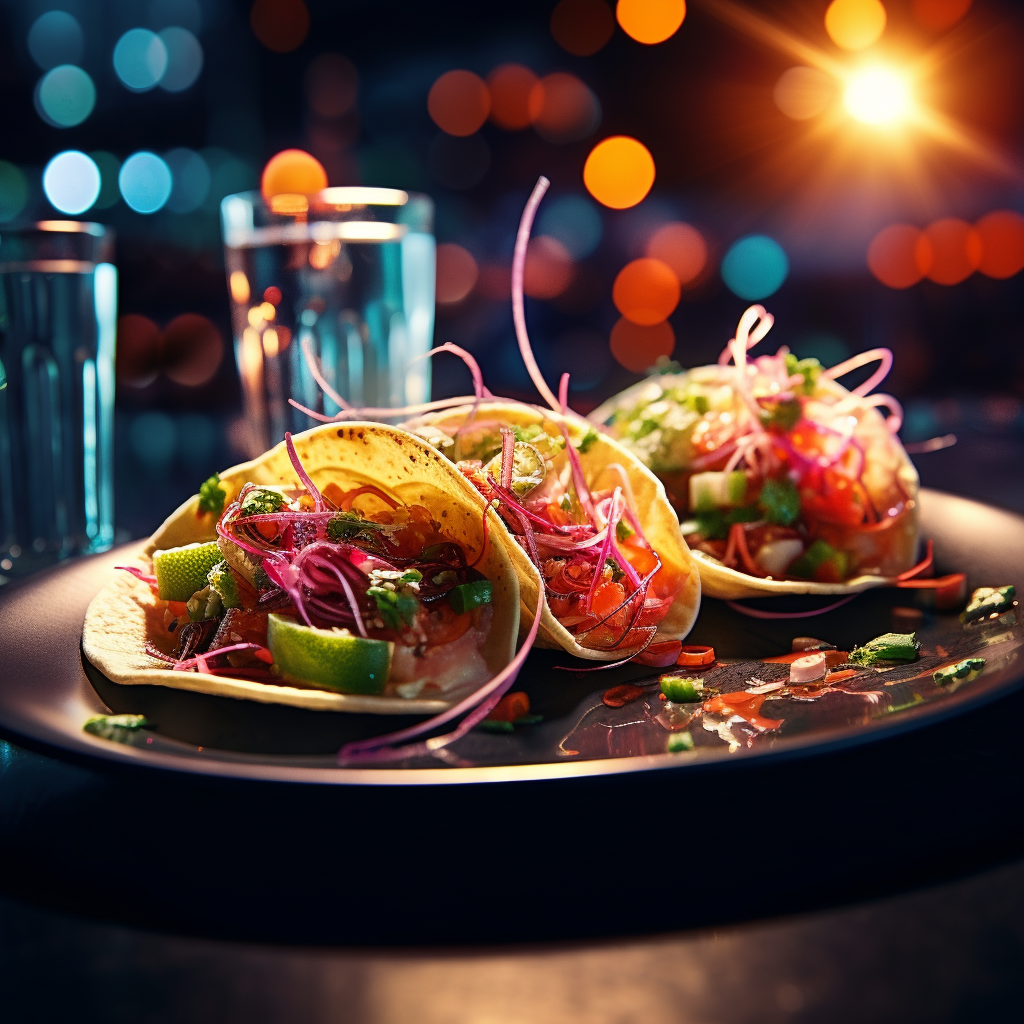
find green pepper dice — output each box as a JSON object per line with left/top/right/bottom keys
{"left": 449, "top": 580, "right": 493, "bottom": 614}
{"left": 849, "top": 632, "right": 920, "bottom": 666}
{"left": 660, "top": 675, "right": 704, "bottom": 703}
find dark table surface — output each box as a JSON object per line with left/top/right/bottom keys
{"left": 1, "top": 425, "right": 1022, "bottom": 1023}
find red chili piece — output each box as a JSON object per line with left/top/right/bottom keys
{"left": 603, "top": 683, "right": 646, "bottom": 708}
{"left": 677, "top": 645, "right": 715, "bottom": 668}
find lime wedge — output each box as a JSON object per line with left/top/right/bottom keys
{"left": 267, "top": 614, "right": 393, "bottom": 695}
{"left": 485, "top": 441, "right": 546, "bottom": 497}
{"left": 153, "top": 541, "right": 223, "bottom": 602}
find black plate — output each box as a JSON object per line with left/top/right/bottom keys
{"left": 0, "top": 488, "right": 1022, "bottom": 945}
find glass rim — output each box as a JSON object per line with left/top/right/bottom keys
{"left": 225, "top": 187, "right": 432, "bottom": 214}
{"left": 27, "top": 220, "right": 109, "bottom": 237}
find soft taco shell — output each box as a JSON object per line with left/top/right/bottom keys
{"left": 407, "top": 402, "right": 701, "bottom": 661}
{"left": 83, "top": 422, "right": 522, "bottom": 714}
{"left": 591, "top": 371, "right": 920, "bottom": 601}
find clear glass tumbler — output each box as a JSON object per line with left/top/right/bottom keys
{"left": 0, "top": 222, "right": 117, "bottom": 579}
{"left": 221, "top": 188, "right": 435, "bottom": 456}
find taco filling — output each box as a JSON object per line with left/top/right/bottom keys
{"left": 592, "top": 306, "right": 919, "bottom": 585}
{"left": 125, "top": 436, "right": 502, "bottom": 702}
{"left": 408, "top": 410, "right": 691, "bottom": 657}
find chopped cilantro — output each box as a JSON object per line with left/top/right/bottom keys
{"left": 239, "top": 487, "right": 286, "bottom": 518}
{"left": 576, "top": 425, "right": 599, "bottom": 453}
{"left": 668, "top": 731, "right": 695, "bottom": 752}
{"left": 933, "top": 658, "right": 985, "bottom": 686}
{"left": 616, "top": 519, "right": 635, "bottom": 542}
{"left": 849, "top": 632, "right": 920, "bottom": 666}
{"left": 84, "top": 714, "right": 148, "bottom": 740}
{"left": 327, "top": 511, "right": 383, "bottom": 542}
{"left": 758, "top": 477, "right": 801, "bottom": 526}
{"left": 785, "top": 354, "right": 822, "bottom": 396}
{"left": 694, "top": 505, "right": 759, "bottom": 541}
{"left": 198, "top": 474, "right": 226, "bottom": 516}
{"left": 759, "top": 396, "right": 803, "bottom": 433}
{"left": 367, "top": 586, "right": 419, "bottom": 631}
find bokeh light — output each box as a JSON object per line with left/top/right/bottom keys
{"left": 844, "top": 67, "right": 911, "bottom": 125}
{"left": 824, "top": 0, "right": 886, "bottom": 51}
{"left": 261, "top": 150, "right": 328, "bottom": 199}
{"left": 129, "top": 412, "right": 177, "bottom": 469}
{"left": 89, "top": 152, "right": 122, "bottom": 209}
{"left": 610, "top": 318, "right": 675, "bottom": 372}
{"left": 919, "top": 218, "right": 981, "bottom": 285}
{"left": 0, "top": 162, "right": 29, "bottom": 223}
{"left": 583, "top": 136, "right": 655, "bottom": 210}
{"left": 613, "top": 258, "right": 681, "bottom": 325}
{"left": 867, "top": 223, "right": 927, "bottom": 288}
{"left": 165, "top": 148, "right": 211, "bottom": 213}
{"left": 529, "top": 73, "right": 601, "bottom": 144}
{"left": 428, "top": 70, "right": 490, "bottom": 137}
{"left": 721, "top": 235, "right": 789, "bottom": 300}
{"left": 229, "top": 270, "right": 251, "bottom": 304}
{"left": 42, "top": 151, "right": 100, "bottom": 215}
{"left": 912, "top": 0, "right": 971, "bottom": 32}
{"left": 550, "top": 0, "right": 616, "bottom": 57}
{"left": 537, "top": 195, "right": 603, "bottom": 259}
{"left": 28, "top": 11, "right": 84, "bottom": 70}
{"left": 163, "top": 314, "right": 224, "bottom": 386}
{"left": 524, "top": 237, "right": 574, "bottom": 299}
{"left": 616, "top": 0, "right": 686, "bottom": 45}
{"left": 119, "top": 152, "right": 173, "bottom": 214}
{"left": 646, "top": 222, "right": 707, "bottom": 285}
{"left": 774, "top": 66, "right": 835, "bottom": 120}
{"left": 427, "top": 133, "right": 490, "bottom": 190}
{"left": 435, "top": 243, "right": 479, "bottom": 304}
{"left": 487, "top": 64, "right": 539, "bottom": 131}
{"left": 304, "top": 54, "right": 358, "bottom": 118}
{"left": 35, "top": 65, "right": 95, "bottom": 127}
{"left": 250, "top": 0, "right": 310, "bottom": 53}
{"left": 975, "top": 211, "right": 1024, "bottom": 280}
{"left": 158, "top": 27, "right": 204, "bottom": 92}
{"left": 116, "top": 315, "right": 163, "bottom": 388}
{"left": 113, "top": 29, "right": 168, "bottom": 92}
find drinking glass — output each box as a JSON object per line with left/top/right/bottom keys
{"left": 0, "top": 222, "right": 117, "bottom": 579}
{"left": 220, "top": 188, "right": 435, "bottom": 456}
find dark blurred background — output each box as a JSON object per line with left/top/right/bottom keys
{"left": 2, "top": 0, "right": 1022, "bottom": 538}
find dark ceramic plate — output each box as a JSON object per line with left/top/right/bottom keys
{"left": 0, "top": 488, "right": 1020, "bottom": 784}
{"left": 1, "top": 488, "right": 1022, "bottom": 944}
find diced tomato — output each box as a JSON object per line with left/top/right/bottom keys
{"left": 546, "top": 502, "right": 574, "bottom": 527}
{"left": 548, "top": 595, "right": 575, "bottom": 618}
{"left": 813, "top": 558, "right": 846, "bottom": 584}
{"left": 255, "top": 520, "right": 279, "bottom": 541}
{"left": 633, "top": 640, "right": 682, "bottom": 667}
{"left": 592, "top": 580, "right": 626, "bottom": 619}
{"left": 620, "top": 541, "right": 658, "bottom": 576}
{"left": 487, "top": 691, "right": 530, "bottom": 722}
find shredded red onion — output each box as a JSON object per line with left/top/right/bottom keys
{"left": 499, "top": 427, "right": 514, "bottom": 491}
{"left": 557, "top": 420, "right": 597, "bottom": 523}
{"left": 585, "top": 487, "right": 622, "bottom": 613}
{"left": 284, "top": 432, "right": 325, "bottom": 512}
{"left": 511, "top": 176, "right": 562, "bottom": 413}
{"left": 117, "top": 565, "right": 158, "bottom": 589}
{"left": 301, "top": 335, "right": 354, "bottom": 411}
{"left": 558, "top": 372, "right": 569, "bottom": 414}
{"left": 823, "top": 348, "right": 893, "bottom": 397}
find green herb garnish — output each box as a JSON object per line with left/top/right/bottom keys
{"left": 933, "top": 658, "right": 985, "bottom": 686}
{"left": 84, "top": 714, "right": 148, "bottom": 740}
{"left": 785, "top": 354, "right": 822, "bottom": 396}
{"left": 961, "top": 586, "right": 1016, "bottom": 623}
{"left": 207, "top": 560, "right": 240, "bottom": 609}
{"left": 668, "top": 730, "right": 695, "bottom": 752}
{"left": 239, "top": 487, "right": 286, "bottom": 518}
{"left": 849, "top": 632, "right": 920, "bottom": 666}
{"left": 367, "top": 586, "right": 419, "bottom": 631}
{"left": 758, "top": 477, "right": 801, "bottom": 526}
{"left": 198, "top": 474, "right": 226, "bottom": 516}
{"left": 448, "top": 580, "right": 493, "bottom": 614}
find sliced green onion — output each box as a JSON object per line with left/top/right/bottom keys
{"left": 449, "top": 580, "right": 493, "bottom": 614}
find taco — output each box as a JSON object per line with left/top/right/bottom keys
{"left": 83, "top": 423, "right": 523, "bottom": 714}
{"left": 404, "top": 401, "right": 701, "bottom": 663}
{"left": 589, "top": 306, "right": 920, "bottom": 600}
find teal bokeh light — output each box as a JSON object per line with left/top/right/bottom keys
{"left": 42, "top": 150, "right": 101, "bottom": 214}
{"left": 119, "top": 152, "right": 173, "bottom": 213}
{"left": 35, "top": 65, "right": 96, "bottom": 127}
{"left": 27, "top": 11, "right": 84, "bottom": 70}
{"left": 721, "top": 235, "right": 789, "bottom": 300}
{"left": 113, "top": 29, "right": 168, "bottom": 92}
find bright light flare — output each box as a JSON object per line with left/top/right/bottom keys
{"left": 843, "top": 67, "right": 912, "bottom": 125}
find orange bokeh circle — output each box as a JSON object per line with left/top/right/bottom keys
{"left": 487, "top": 64, "right": 540, "bottom": 131}
{"left": 524, "top": 237, "right": 574, "bottom": 299}
{"left": 919, "top": 218, "right": 982, "bottom": 285}
{"left": 528, "top": 73, "right": 600, "bottom": 144}
{"left": 610, "top": 318, "right": 675, "bottom": 372}
{"left": 646, "top": 222, "right": 707, "bottom": 285}
{"left": 616, "top": 0, "right": 686, "bottom": 45}
{"left": 250, "top": 0, "right": 310, "bottom": 54}
{"left": 436, "top": 244, "right": 479, "bottom": 304}
{"left": 116, "top": 314, "right": 163, "bottom": 388}
{"left": 867, "top": 224, "right": 928, "bottom": 289}
{"left": 261, "top": 150, "right": 328, "bottom": 199}
{"left": 975, "top": 210, "right": 1024, "bottom": 280}
{"left": 613, "top": 258, "right": 681, "bottom": 324}
{"left": 551, "top": 0, "right": 616, "bottom": 56}
{"left": 824, "top": 0, "right": 886, "bottom": 51}
{"left": 583, "top": 136, "right": 655, "bottom": 210}
{"left": 428, "top": 70, "right": 490, "bottom": 137}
